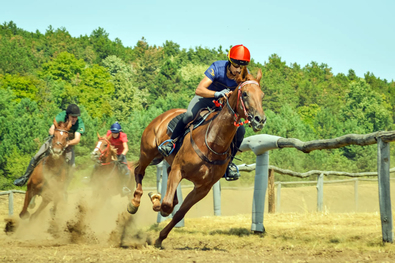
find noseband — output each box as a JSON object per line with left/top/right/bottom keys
{"left": 94, "top": 137, "right": 112, "bottom": 163}
{"left": 49, "top": 128, "right": 70, "bottom": 156}
{"left": 225, "top": 80, "right": 260, "bottom": 127}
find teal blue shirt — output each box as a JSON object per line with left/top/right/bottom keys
{"left": 55, "top": 111, "right": 85, "bottom": 136}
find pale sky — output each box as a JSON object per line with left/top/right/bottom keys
{"left": 2, "top": 0, "right": 394, "bottom": 81}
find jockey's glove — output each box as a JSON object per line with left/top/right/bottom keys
{"left": 214, "top": 88, "right": 230, "bottom": 99}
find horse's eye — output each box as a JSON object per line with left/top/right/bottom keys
{"left": 243, "top": 91, "right": 248, "bottom": 97}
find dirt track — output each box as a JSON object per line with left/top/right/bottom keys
{"left": 1, "top": 181, "right": 395, "bottom": 262}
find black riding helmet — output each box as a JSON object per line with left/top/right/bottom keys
{"left": 66, "top": 104, "right": 81, "bottom": 117}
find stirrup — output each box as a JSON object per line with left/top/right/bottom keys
{"left": 158, "top": 139, "right": 176, "bottom": 157}
{"left": 223, "top": 163, "right": 240, "bottom": 181}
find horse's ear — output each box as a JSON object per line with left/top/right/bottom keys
{"left": 97, "top": 132, "right": 101, "bottom": 139}
{"left": 256, "top": 68, "right": 262, "bottom": 84}
{"left": 53, "top": 118, "right": 58, "bottom": 128}
{"left": 66, "top": 119, "right": 72, "bottom": 130}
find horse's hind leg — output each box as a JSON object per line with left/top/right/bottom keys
{"left": 155, "top": 186, "right": 211, "bottom": 248}
{"left": 128, "top": 153, "right": 154, "bottom": 214}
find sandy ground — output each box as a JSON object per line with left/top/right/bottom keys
{"left": 1, "top": 181, "right": 394, "bottom": 262}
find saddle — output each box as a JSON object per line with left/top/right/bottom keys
{"left": 166, "top": 107, "right": 221, "bottom": 155}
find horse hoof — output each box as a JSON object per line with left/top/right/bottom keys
{"left": 154, "top": 239, "right": 163, "bottom": 248}
{"left": 127, "top": 202, "right": 139, "bottom": 214}
{"left": 19, "top": 211, "right": 30, "bottom": 220}
{"left": 148, "top": 192, "right": 161, "bottom": 202}
{"left": 160, "top": 210, "right": 170, "bottom": 217}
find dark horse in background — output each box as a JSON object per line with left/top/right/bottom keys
{"left": 90, "top": 133, "right": 135, "bottom": 200}
{"left": 128, "top": 67, "right": 266, "bottom": 247}
{"left": 19, "top": 119, "right": 72, "bottom": 220}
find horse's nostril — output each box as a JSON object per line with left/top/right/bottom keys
{"left": 254, "top": 116, "right": 261, "bottom": 123}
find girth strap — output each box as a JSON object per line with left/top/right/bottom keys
{"left": 189, "top": 124, "right": 231, "bottom": 166}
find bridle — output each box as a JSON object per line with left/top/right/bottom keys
{"left": 225, "top": 80, "right": 260, "bottom": 127}
{"left": 93, "top": 137, "right": 113, "bottom": 165}
{"left": 49, "top": 128, "right": 70, "bottom": 156}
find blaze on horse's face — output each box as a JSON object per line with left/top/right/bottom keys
{"left": 235, "top": 67, "right": 266, "bottom": 132}
{"left": 51, "top": 119, "right": 72, "bottom": 159}
{"left": 91, "top": 133, "right": 109, "bottom": 162}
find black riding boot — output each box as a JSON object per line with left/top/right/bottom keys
{"left": 223, "top": 126, "right": 245, "bottom": 181}
{"left": 158, "top": 119, "right": 186, "bottom": 157}
{"left": 14, "top": 157, "right": 36, "bottom": 186}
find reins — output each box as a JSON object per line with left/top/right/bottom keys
{"left": 224, "top": 80, "right": 260, "bottom": 127}
{"left": 190, "top": 80, "right": 260, "bottom": 165}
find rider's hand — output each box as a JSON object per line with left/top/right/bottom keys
{"left": 214, "top": 88, "right": 230, "bottom": 99}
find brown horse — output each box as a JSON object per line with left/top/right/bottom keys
{"left": 90, "top": 134, "right": 135, "bottom": 199}
{"left": 128, "top": 67, "right": 266, "bottom": 247}
{"left": 19, "top": 119, "right": 72, "bottom": 220}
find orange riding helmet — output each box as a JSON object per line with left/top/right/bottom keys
{"left": 228, "top": 45, "right": 250, "bottom": 66}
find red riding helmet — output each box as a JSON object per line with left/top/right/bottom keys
{"left": 228, "top": 45, "right": 250, "bottom": 66}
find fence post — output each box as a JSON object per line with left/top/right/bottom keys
{"left": 156, "top": 161, "right": 164, "bottom": 194}
{"left": 212, "top": 180, "right": 221, "bottom": 216}
{"left": 276, "top": 183, "right": 281, "bottom": 213}
{"left": 268, "top": 169, "right": 275, "bottom": 213}
{"left": 316, "top": 173, "right": 324, "bottom": 212}
{"left": 377, "top": 138, "right": 393, "bottom": 243}
{"left": 354, "top": 178, "right": 358, "bottom": 212}
{"left": 8, "top": 191, "right": 14, "bottom": 216}
{"left": 251, "top": 152, "right": 269, "bottom": 233}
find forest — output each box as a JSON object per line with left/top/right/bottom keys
{"left": 1, "top": 21, "right": 394, "bottom": 190}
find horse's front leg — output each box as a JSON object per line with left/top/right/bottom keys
{"left": 20, "top": 185, "right": 35, "bottom": 219}
{"left": 160, "top": 165, "right": 182, "bottom": 217}
{"left": 30, "top": 195, "right": 51, "bottom": 221}
{"left": 155, "top": 185, "right": 211, "bottom": 248}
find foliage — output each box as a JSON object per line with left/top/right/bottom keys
{"left": 0, "top": 21, "right": 394, "bottom": 189}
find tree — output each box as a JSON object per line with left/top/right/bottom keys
{"left": 103, "top": 55, "right": 148, "bottom": 120}
{"left": 0, "top": 35, "right": 37, "bottom": 74}
{"left": 39, "top": 51, "right": 85, "bottom": 82}
{"left": 340, "top": 79, "right": 392, "bottom": 132}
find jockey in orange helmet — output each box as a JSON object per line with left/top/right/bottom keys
{"left": 158, "top": 44, "right": 251, "bottom": 181}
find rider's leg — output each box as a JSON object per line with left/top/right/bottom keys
{"left": 158, "top": 95, "right": 210, "bottom": 157}
{"left": 224, "top": 126, "right": 245, "bottom": 181}
{"left": 14, "top": 137, "right": 52, "bottom": 186}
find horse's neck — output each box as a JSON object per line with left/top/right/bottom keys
{"left": 102, "top": 154, "right": 115, "bottom": 164}
{"left": 205, "top": 97, "right": 238, "bottom": 151}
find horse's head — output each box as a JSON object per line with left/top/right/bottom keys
{"left": 91, "top": 132, "right": 117, "bottom": 163}
{"left": 50, "top": 118, "right": 72, "bottom": 159}
{"left": 227, "top": 67, "right": 266, "bottom": 132}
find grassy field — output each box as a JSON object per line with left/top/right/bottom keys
{"left": 1, "top": 181, "right": 395, "bottom": 262}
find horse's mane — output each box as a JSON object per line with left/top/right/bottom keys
{"left": 104, "top": 135, "right": 119, "bottom": 159}
{"left": 236, "top": 67, "right": 257, "bottom": 84}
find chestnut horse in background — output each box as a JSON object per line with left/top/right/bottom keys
{"left": 90, "top": 134, "right": 135, "bottom": 200}
{"left": 128, "top": 67, "right": 266, "bottom": 247}
{"left": 19, "top": 119, "right": 72, "bottom": 220}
